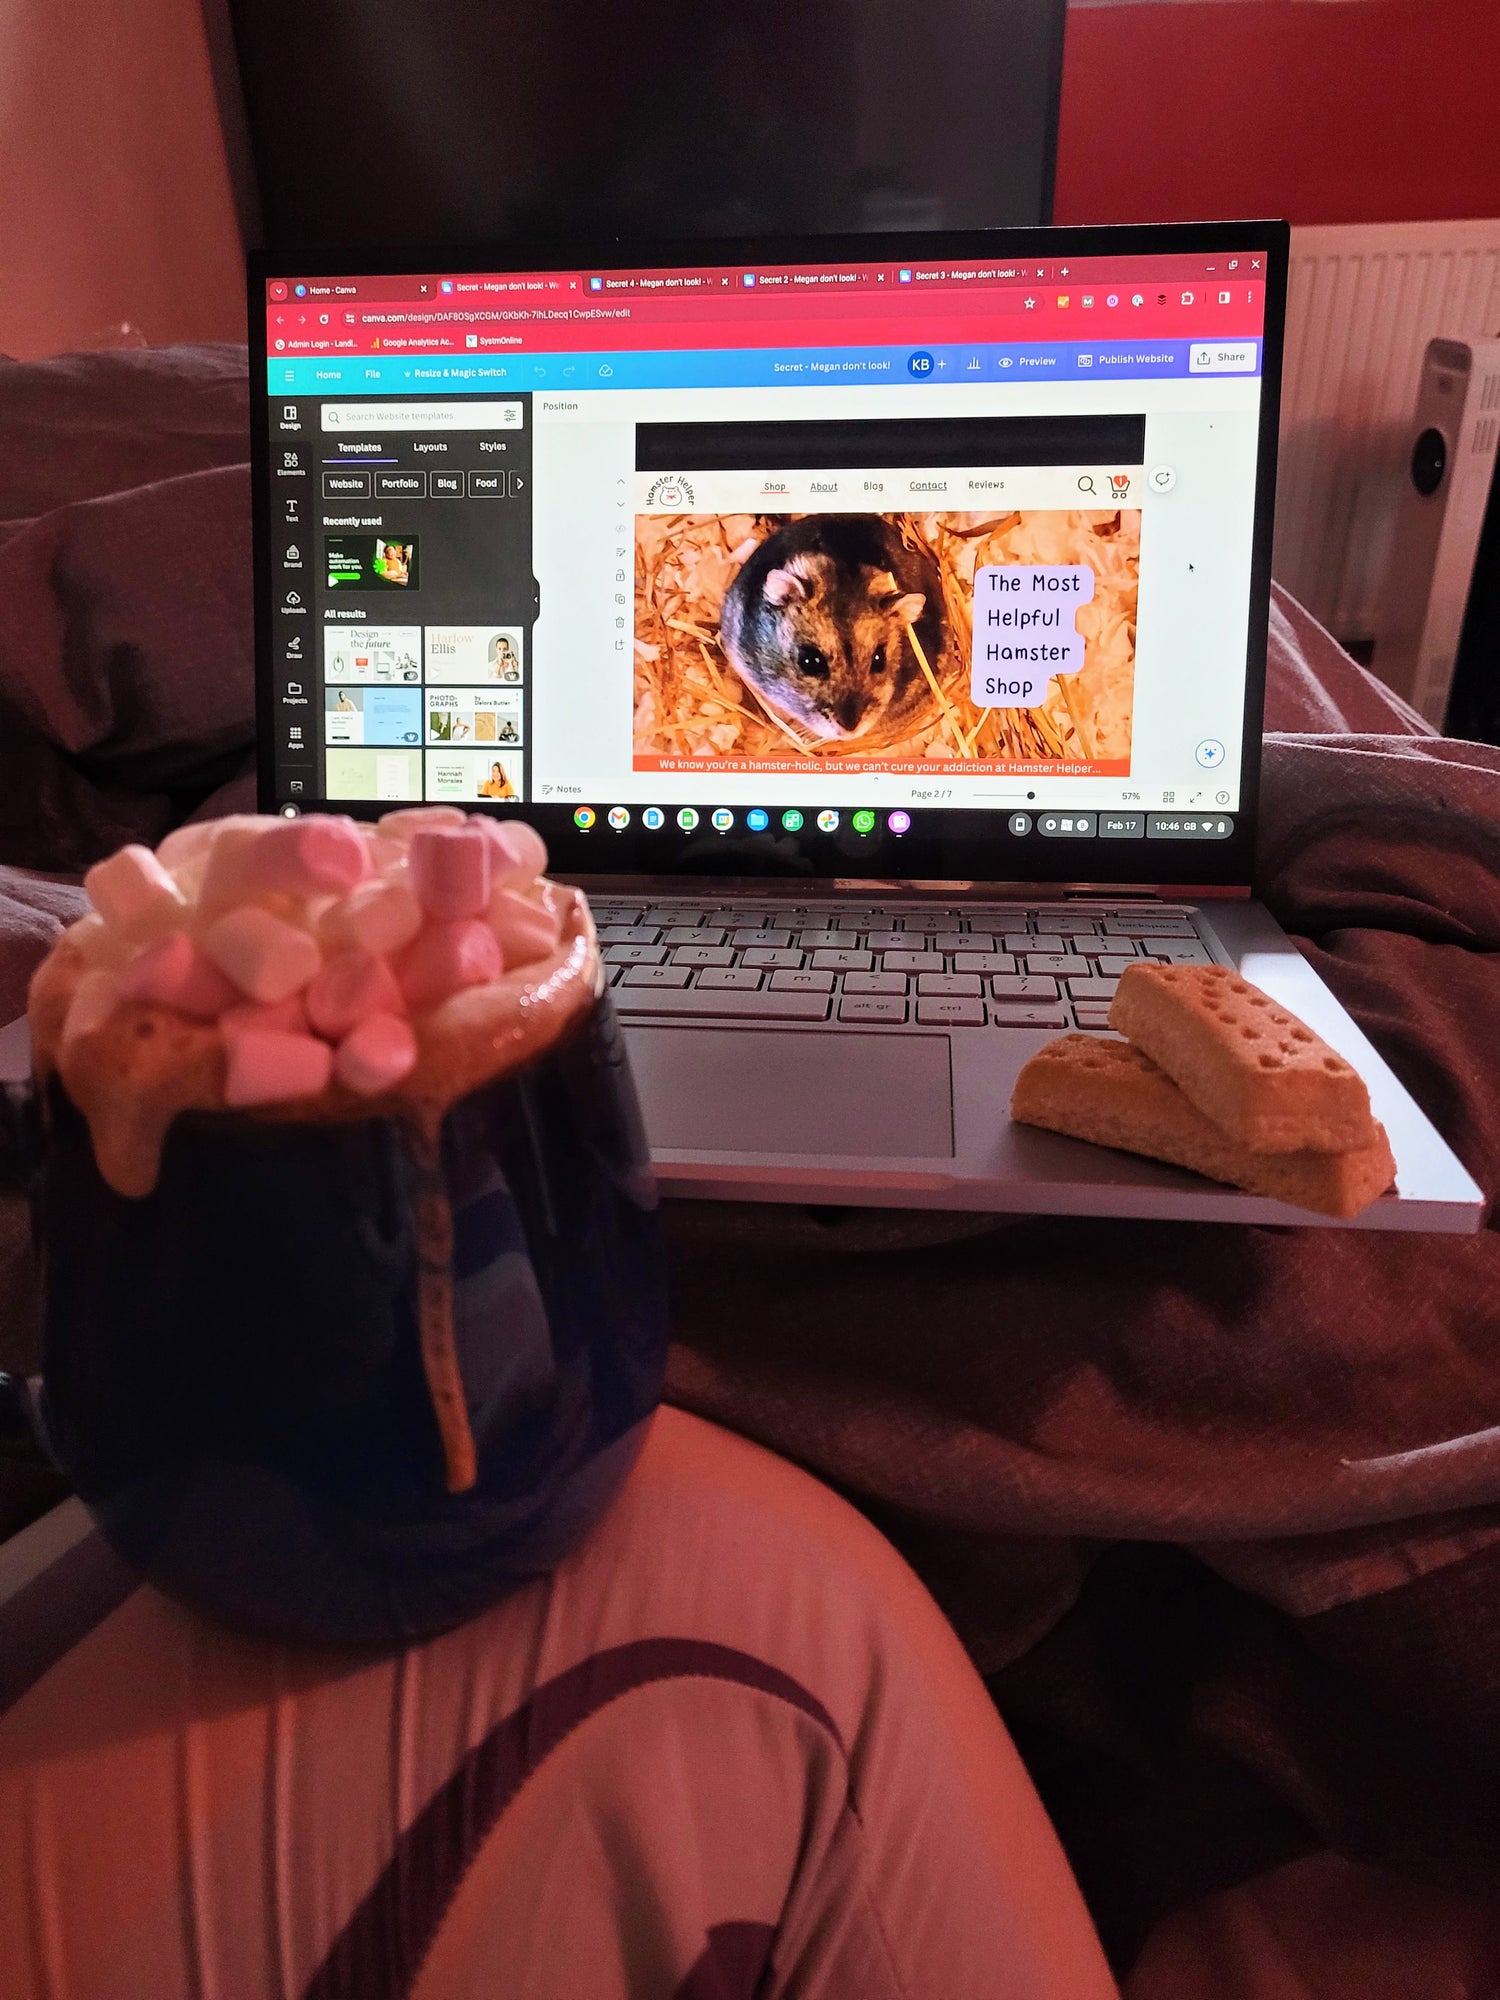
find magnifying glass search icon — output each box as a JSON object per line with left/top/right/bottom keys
{"left": 1077, "top": 475, "right": 1096, "bottom": 495}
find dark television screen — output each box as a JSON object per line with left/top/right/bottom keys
{"left": 225, "top": 0, "right": 1066, "bottom": 246}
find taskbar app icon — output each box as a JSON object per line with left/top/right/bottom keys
{"left": 573, "top": 807, "right": 596, "bottom": 829}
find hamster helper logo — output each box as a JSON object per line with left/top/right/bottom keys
{"left": 630, "top": 412, "right": 1142, "bottom": 782}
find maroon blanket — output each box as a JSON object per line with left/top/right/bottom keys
{"left": 0, "top": 348, "right": 1495, "bottom": 1962}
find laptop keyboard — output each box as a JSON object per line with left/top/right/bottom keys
{"left": 590, "top": 896, "right": 1216, "bottom": 1032}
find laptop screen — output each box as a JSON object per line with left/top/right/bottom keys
{"left": 252, "top": 225, "right": 1285, "bottom": 886}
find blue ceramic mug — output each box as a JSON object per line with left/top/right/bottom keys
{"left": 0, "top": 989, "right": 667, "bottom": 1646}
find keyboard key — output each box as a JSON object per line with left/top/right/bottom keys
{"left": 1145, "top": 940, "right": 1214, "bottom": 965}
{"left": 881, "top": 951, "right": 931, "bottom": 975}
{"left": 1103, "top": 916, "right": 1196, "bottom": 938}
{"left": 646, "top": 908, "right": 710, "bottom": 927}
{"left": 991, "top": 975, "right": 1060, "bottom": 1000}
{"left": 1073, "top": 1004, "right": 1115, "bottom": 1030}
{"left": 741, "top": 947, "right": 803, "bottom": 969}
{"left": 614, "top": 985, "right": 829, "bottom": 1020}
{"left": 621, "top": 965, "right": 692, "bottom": 988}
{"left": 989, "top": 1003, "right": 1071, "bottom": 1028}
{"left": 952, "top": 953, "right": 1017, "bottom": 976}
{"left": 695, "top": 967, "right": 764, "bottom": 990}
{"left": 810, "top": 948, "right": 873, "bottom": 972}
{"left": 865, "top": 931, "right": 917, "bottom": 953}
{"left": 1067, "top": 975, "right": 1121, "bottom": 1002}
{"left": 1004, "top": 933, "right": 1067, "bottom": 956}
{"left": 599, "top": 925, "right": 661, "bottom": 945}
{"left": 931, "top": 933, "right": 989, "bottom": 954}
{"left": 839, "top": 994, "right": 908, "bottom": 1023}
{"left": 796, "top": 932, "right": 844, "bottom": 952}
{"left": 917, "top": 997, "right": 986, "bottom": 1026}
{"left": 713, "top": 911, "right": 775, "bottom": 930}
{"left": 1094, "top": 955, "right": 1138, "bottom": 978}
{"left": 670, "top": 945, "right": 736, "bottom": 967}
{"left": 1051, "top": 915, "right": 1100, "bottom": 934}
{"left": 731, "top": 929, "right": 792, "bottom": 949}
{"left": 917, "top": 973, "right": 983, "bottom": 998}
{"left": 604, "top": 943, "right": 667, "bottom": 966}
{"left": 843, "top": 972, "right": 909, "bottom": 996}
{"left": 592, "top": 906, "right": 644, "bottom": 926}
{"left": 664, "top": 926, "right": 725, "bottom": 946}
{"left": 770, "top": 969, "right": 835, "bottom": 993}
{"left": 1026, "top": 954, "right": 1076, "bottom": 977}
{"left": 901, "top": 910, "right": 964, "bottom": 931}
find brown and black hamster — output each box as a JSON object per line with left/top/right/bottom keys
{"left": 720, "top": 515, "right": 945, "bottom": 742}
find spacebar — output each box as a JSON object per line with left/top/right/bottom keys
{"left": 613, "top": 986, "right": 831, "bottom": 1020}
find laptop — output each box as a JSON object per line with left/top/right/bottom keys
{"left": 247, "top": 222, "right": 1483, "bottom": 1233}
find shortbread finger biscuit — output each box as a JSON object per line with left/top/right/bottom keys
{"left": 1011, "top": 1033, "right": 1395, "bottom": 1218}
{"left": 1108, "top": 962, "right": 1374, "bottom": 1153}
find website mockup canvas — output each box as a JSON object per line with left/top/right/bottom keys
{"left": 264, "top": 252, "right": 1268, "bottom": 829}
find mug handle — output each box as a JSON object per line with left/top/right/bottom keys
{"left": 0, "top": 1078, "right": 40, "bottom": 1196}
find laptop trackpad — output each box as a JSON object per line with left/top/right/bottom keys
{"left": 625, "top": 1027, "right": 954, "bottom": 1158}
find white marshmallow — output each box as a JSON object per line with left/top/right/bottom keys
{"left": 117, "top": 933, "right": 240, "bottom": 1020}
{"left": 396, "top": 920, "right": 503, "bottom": 1009}
{"left": 305, "top": 950, "right": 406, "bottom": 1041}
{"left": 61, "top": 969, "right": 122, "bottom": 1045}
{"left": 479, "top": 818, "right": 547, "bottom": 887}
{"left": 84, "top": 844, "right": 187, "bottom": 940}
{"left": 486, "top": 888, "right": 560, "bottom": 968}
{"left": 224, "top": 1029, "right": 333, "bottom": 1107}
{"left": 409, "top": 824, "right": 491, "bottom": 921}
{"left": 319, "top": 877, "right": 424, "bottom": 958}
{"left": 335, "top": 1013, "right": 417, "bottom": 1096}
{"left": 202, "top": 907, "right": 322, "bottom": 1004}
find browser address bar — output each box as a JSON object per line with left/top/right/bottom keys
{"left": 320, "top": 401, "right": 524, "bottom": 431}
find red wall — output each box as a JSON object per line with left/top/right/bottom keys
{"left": 1055, "top": 0, "right": 1500, "bottom": 228}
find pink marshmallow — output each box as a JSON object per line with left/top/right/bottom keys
{"left": 201, "top": 907, "right": 322, "bottom": 1004}
{"left": 219, "top": 993, "right": 310, "bottom": 1041}
{"left": 117, "top": 932, "right": 241, "bottom": 1021}
{"left": 84, "top": 844, "right": 187, "bottom": 939}
{"left": 319, "top": 877, "right": 424, "bottom": 957}
{"left": 378, "top": 805, "right": 466, "bottom": 840}
{"left": 487, "top": 888, "right": 561, "bottom": 968}
{"left": 409, "top": 824, "right": 492, "bottom": 921}
{"left": 244, "top": 818, "right": 370, "bottom": 898}
{"left": 63, "top": 913, "right": 128, "bottom": 971}
{"left": 61, "top": 970, "right": 121, "bottom": 1045}
{"left": 223, "top": 1029, "right": 334, "bottom": 1108}
{"left": 396, "top": 920, "right": 503, "bottom": 1009}
{"left": 335, "top": 1013, "right": 418, "bottom": 1097}
{"left": 304, "top": 950, "right": 406, "bottom": 1041}
{"left": 479, "top": 817, "right": 547, "bottom": 887}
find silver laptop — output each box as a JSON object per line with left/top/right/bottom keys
{"left": 248, "top": 223, "right": 1483, "bottom": 1233}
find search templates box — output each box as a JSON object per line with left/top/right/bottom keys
{"left": 320, "top": 401, "right": 524, "bottom": 431}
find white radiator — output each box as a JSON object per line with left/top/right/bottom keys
{"left": 1276, "top": 219, "right": 1500, "bottom": 641}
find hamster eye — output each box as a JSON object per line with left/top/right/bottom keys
{"left": 796, "top": 643, "right": 829, "bottom": 678}
{"left": 870, "top": 645, "right": 887, "bottom": 676}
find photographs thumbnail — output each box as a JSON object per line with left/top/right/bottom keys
{"left": 424, "top": 749, "right": 525, "bottom": 803}
{"left": 324, "top": 534, "right": 420, "bottom": 590}
{"left": 634, "top": 510, "right": 1138, "bottom": 776}
{"left": 323, "top": 625, "right": 422, "bottom": 684}
{"left": 423, "top": 626, "right": 524, "bottom": 684}
{"left": 425, "top": 687, "right": 523, "bottom": 747}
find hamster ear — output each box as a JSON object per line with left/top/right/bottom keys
{"left": 888, "top": 591, "right": 926, "bottom": 627}
{"left": 762, "top": 567, "right": 808, "bottom": 606}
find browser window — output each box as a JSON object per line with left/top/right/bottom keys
{"left": 259, "top": 246, "right": 1271, "bottom": 862}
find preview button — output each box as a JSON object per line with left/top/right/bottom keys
{"left": 1189, "top": 342, "right": 1258, "bottom": 374}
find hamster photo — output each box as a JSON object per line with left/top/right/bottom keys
{"left": 719, "top": 515, "right": 945, "bottom": 742}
